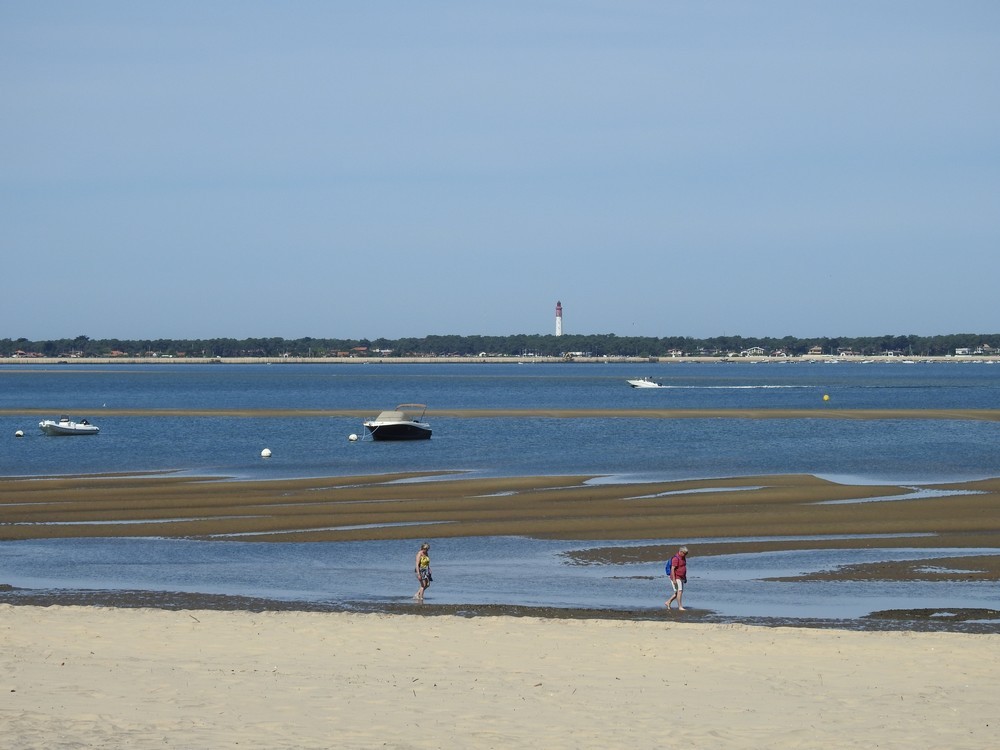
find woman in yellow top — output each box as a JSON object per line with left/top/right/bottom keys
{"left": 414, "top": 543, "right": 432, "bottom": 600}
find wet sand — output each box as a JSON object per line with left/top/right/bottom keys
{"left": 4, "top": 406, "right": 1000, "bottom": 420}
{"left": 2, "top": 471, "right": 1000, "bottom": 582}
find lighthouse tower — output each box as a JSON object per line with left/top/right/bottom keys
{"left": 555, "top": 301, "right": 563, "bottom": 336}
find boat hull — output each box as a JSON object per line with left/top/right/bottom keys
{"left": 363, "top": 422, "right": 432, "bottom": 441}
{"left": 39, "top": 420, "right": 100, "bottom": 436}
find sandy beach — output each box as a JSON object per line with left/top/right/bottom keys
{"left": 2, "top": 604, "right": 997, "bottom": 749}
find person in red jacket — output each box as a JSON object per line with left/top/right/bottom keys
{"left": 665, "top": 546, "right": 689, "bottom": 611}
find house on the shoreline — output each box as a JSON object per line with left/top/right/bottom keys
{"left": 958, "top": 344, "right": 997, "bottom": 356}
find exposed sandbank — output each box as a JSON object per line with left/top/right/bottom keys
{"left": 3, "top": 472, "right": 999, "bottom": 582}
{"left": 3, "top": 406, "right": 1000, "bottom": 420}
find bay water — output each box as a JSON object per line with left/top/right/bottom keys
{"left": 3, "top": 360, "right": 999, "bottom": 482}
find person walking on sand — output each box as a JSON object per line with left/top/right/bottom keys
{"left": 414, "top": 543, "right": 432, "bottom": 600}
{"left": 665, "top": 546, "right": 689, "bottom": 611}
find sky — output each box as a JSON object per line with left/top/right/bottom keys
{"left": 2, "top": 2, "right": 999, "bottom": 340}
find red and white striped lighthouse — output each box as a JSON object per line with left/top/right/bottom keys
{"left": 555, "top": 301, "right": 563, "bottom": 336}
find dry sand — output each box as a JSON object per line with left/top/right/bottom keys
{"left": 2, "top": 605, "right": 997, "bottom": 749}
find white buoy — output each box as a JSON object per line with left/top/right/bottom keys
{"left": 15, "top": 430, "right": 24, "bottom": 438}
{"left": 261, "top": 448, "right": 272, "bottom": 458}
{"left": 348, "top": 433, "right": 358, "bottom": 442}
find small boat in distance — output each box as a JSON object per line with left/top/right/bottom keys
{"left": 363, "top": 404, "right": 432, "bottom": 441}
{"left": 39, "top": 416, "right": 100, "bottom": 436}
{"left": 627, "top": 377, "right": 664, "bottom": 389}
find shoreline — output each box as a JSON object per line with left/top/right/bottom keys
{"left": 3, "top": 354, "right": 998, "bottom": 365}
{"left": 3, "top": 585, "right": 999, "bottom": 635}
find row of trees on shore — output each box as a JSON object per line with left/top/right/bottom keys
{"left": 3, "top": 333, "right": 999, "bottom": 359}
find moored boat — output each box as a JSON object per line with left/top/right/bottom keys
{"left": 39, "top": 416, "right": 100, "bottom": 436}
{"left": 363, "top": 404, "right": 432, "bottom": 440}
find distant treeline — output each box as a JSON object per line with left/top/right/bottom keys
{"left": 3, "top": 333, "right": 998, "bottom": 359}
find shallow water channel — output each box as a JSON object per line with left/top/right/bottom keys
{"left": 2, "top": 535, "right": 998, "bottom": 632}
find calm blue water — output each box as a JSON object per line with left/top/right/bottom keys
{"left": 2, "top": 361, "right": 999, "bottom": 626}
{"left": 2, "top": 361, "right": 999, "bottom": 482}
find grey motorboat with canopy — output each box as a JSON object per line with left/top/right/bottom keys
{"left": 362, "top": 403, "right": 432, "bottom": 440}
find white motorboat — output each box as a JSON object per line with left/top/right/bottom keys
{"left": 363, "top": 403, "right": 432, "bottom": 440}
{"left": 627, "top": 377, "right": 664, "bottom": 389}
{"left": 39, "top": 416, "right": 100, "bottom": 436}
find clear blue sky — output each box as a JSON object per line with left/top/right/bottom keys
{"left": 2, "top": 2, "right": 998, "bottom": 340}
